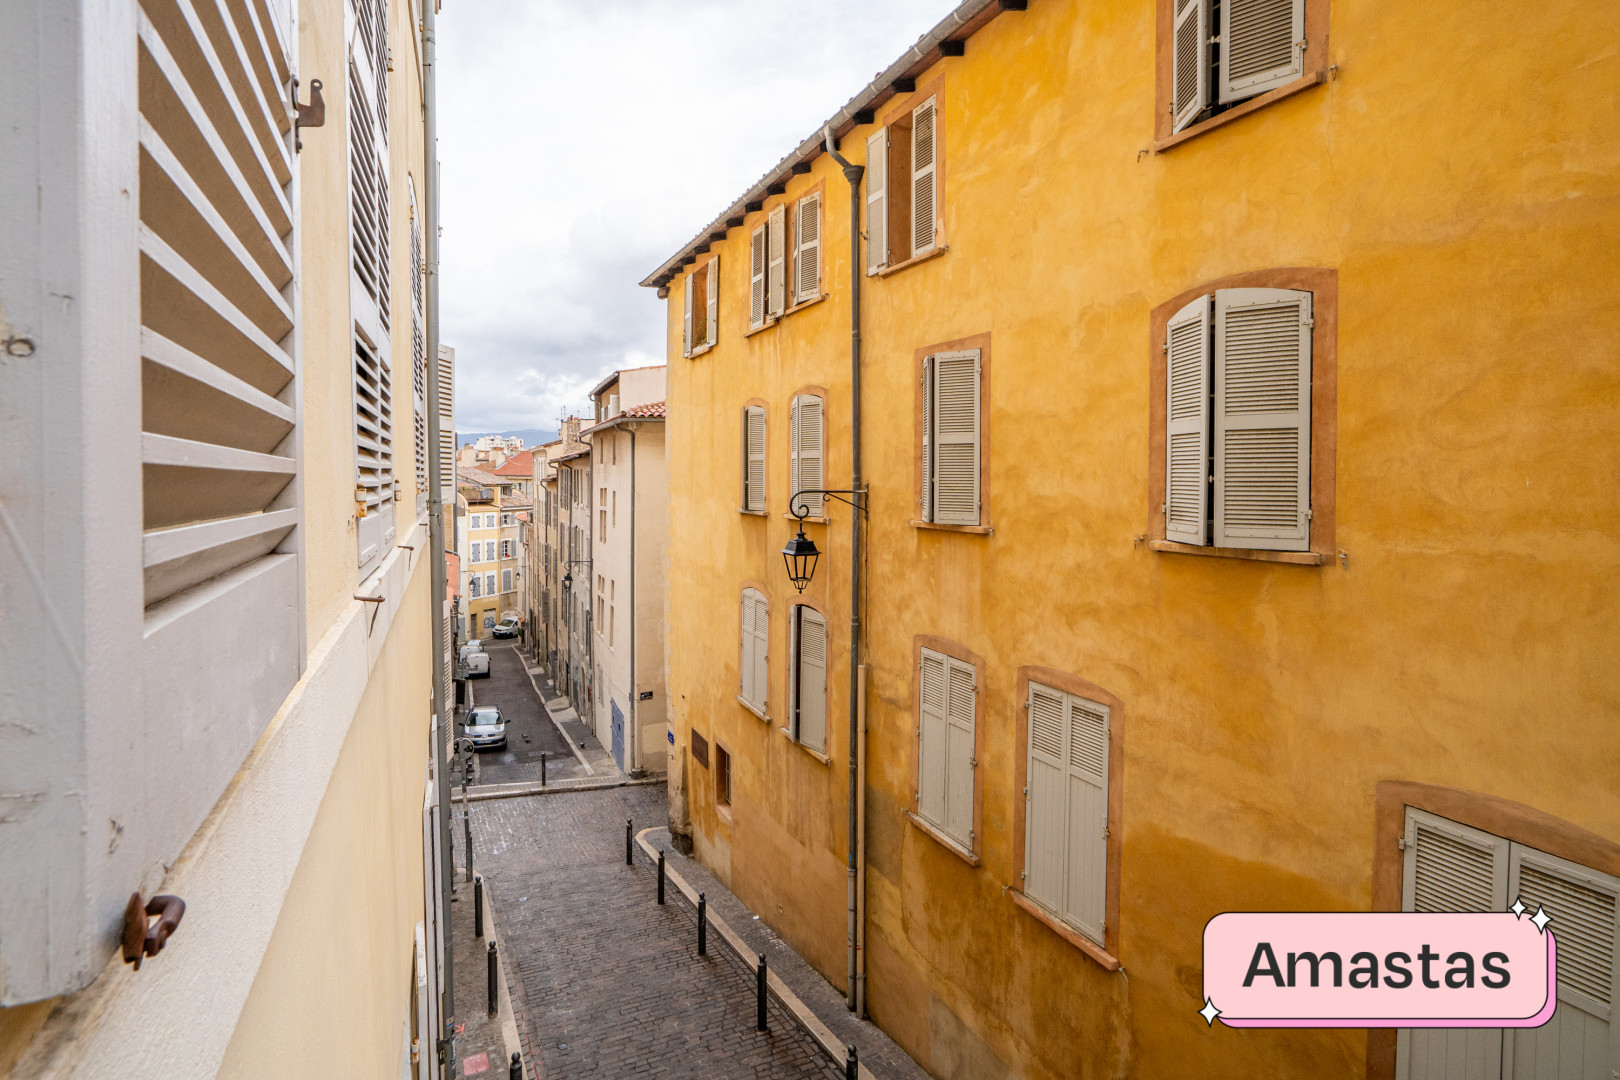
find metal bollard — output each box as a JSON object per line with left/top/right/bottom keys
{"left": 464, "top": 807, "right": 474, "bottom": 884}
{"left": 487, "top": 940, "right": 499, "bottom": 1018}
{"left": 509, "top": 1051, "right": 522, "bottom": 1080}
{"left": 541, "top": 752, "right": 547, "bottom": 786}
{"left": 845, "top": 1043, "right": 858, "bottom": 1079}
{"left": 755, "top": 953, "right": 768, "bottom": 1032}
{"left": 474, "top": 875, "right": 484, "bottom": 938}
{"left": 698, "top": 892, "right": 707, "bottom": 955}
{"left": 625, "top": 819, "right": 633, "bottom": 866}
{"left": 657, "top": 850, "right": 665, "bottom": 905}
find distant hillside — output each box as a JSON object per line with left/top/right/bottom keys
{"left": 456, "top": 428, "right": 557, "bottom": 449}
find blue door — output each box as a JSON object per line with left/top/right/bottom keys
{"left": 610, "top": 700, "right": 625, "bottom": 770}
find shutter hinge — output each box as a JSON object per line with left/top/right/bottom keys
{"left": 1023, "top": 785, "right": 1030, "bottom": 798}
{"left": 1162, "top": 342, "right": 1169, "bottom": 354}
{"left": 1398, "top": 834, "right": 1408, "bottom": 851}
{"left": 1208, "top": 34, "right": 1221, "bottom": 44}
{"left": 969, "top": 757, "right": 977, "bottom": 767}
{"left": 1304, "top": 508, "right": 1313, "bottom": 520}
{"left": 1102, "top": 825, "right": 1110, "bottom": 838}
{"left": 1021, "top": 870, "right": 1028, "bottom": 879}
{"left": 1302, "top": 317, "right": 1315, "bottom": 328}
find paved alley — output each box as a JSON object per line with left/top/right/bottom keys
{"left": 465, "top": 645, "right": 599, "bottom": 786}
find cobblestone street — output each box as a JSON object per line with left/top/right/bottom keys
{"left": 468, "top": 785, "right": 843, "bottom": 1080}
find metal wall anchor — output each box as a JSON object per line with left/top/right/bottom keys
{"left": 292, "top": 78, "right": 325, "bottom": 151}
{"left": 121, "top": 893, "right": 185, "bottom": 970}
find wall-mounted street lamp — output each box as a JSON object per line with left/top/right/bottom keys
{"left": 781, "top": 489, "right": 867, "bottom": 593}
{"left": 560, "top": 558, "right": 591, "bottom": 592}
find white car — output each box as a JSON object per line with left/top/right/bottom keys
{"left": 463, "top": 705, "right": 506, "bottom": 750}
{"left": 464, "top": 651, "right": 490, "bottom": 678}
{"left": 458, "top": 640, "right": 485, "bottom": 664}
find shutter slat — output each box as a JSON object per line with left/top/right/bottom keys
{"left": 1165, "top": 296, "right": 1211, "bottom": 545}
{"left": 917, "top": 650, "right": 948, "bottom": 828}
{"left": 865, "top": 128, "right": 887, "bottom": 275}
{"left": 943, "top": 658, "right": 976, "bottom": 848}
{"left": 749, "top": 226, "right": 766, "bottom": 328}
{"left": 767, "top": 205, "right": 786, "bottom": 317}
{"left": 1172, "top": 0, "right": 1209, "bottom": 132}
{"left": 791, "top": 396, "right": 824, "bottom": 516}
{"left": 1516, "top": 859, "right": 1618, "bottom": 1009}
{"left": 910, "top": 99, "right": 937, "bottom": 257}
{"left": 1219, "top": 0, "right": 1304, "bottom": 103}
{"left": 797, "top": 608, "right": 827, "bottom": 752}
{"left": 931, "top": 350, "right": 980, "bottom": 525}
{"left": 795, "top": 195, "right": 820, "bottom": 304}
{"left": 745, "top": 406, "right": 766, "bottom": 511}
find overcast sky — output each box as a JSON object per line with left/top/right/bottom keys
{"left": 437, "top": 0, "right": 952, "bottom": 433}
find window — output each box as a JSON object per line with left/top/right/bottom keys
{"left": 788, "top": 606, "right": 827, "bottom": 753}
{"left": 484, "top": 572, "right": 496, "bottom": 596}
{"left": 738, "top": 588, "right": 769, "bottom": 714}
{"left": 715, "top": 744, "right": 732, "bottom": 809}
{"left": 501, "top": 512, "right": 513, "bottom": 526}
{"left": 469, "top": 541, "right": 481, "bottom": 563}
{"left": 683, "top": 256, "right": 719, "bottom": 356}
{"left": 611, "top": 490, "right": 616, "bottom": 528}
{"left": 789, "top": 395, "right": 824, "bottom": 516}
{"left": 792, "top": 194, "right": 820, "bottom": 305}
{"left": 1172, "top": 0, "right": 1305, "bottom": 134}
{"left": 748, "top": 206, "right": 788, "bottom": 330}
{"left": 1164, "top": 288, "right": 1311, "bottom": 552}
{"left": 500, "top": 540, "right": 513, "bottom": 559}
{"left": 599, "top": 485, "right": 606, "bottom": 536}
{"left": 501, "top": 568, "right": 512, "bottom": 594}
{"left": 469, "top": 575, "right": 482, "bottom": 598}
{"left": 920, "top": 349, "right": 982, "bottom": 526}
{"left": 865, "top": 95, "right": 938, "bottom": 274}
{"left": 1396, "top": 808, "right": 1620, "bottom": 1078}
{"left": 1023, "top": 680, "right": 1110, "bottom": 947}
{"left": 609, "top": 580, "right": 615, "bottom": 647}
{"left": 917, "top": 647, "right": 976, "bottom": 852}
{"left": 742, "top": 405, "right": 766, "bottom": 512}
{"left": 353, "top": 333, "right": 396, "bottom": 575}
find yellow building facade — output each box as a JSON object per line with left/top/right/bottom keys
{"left": 649, "top": 2, "right": 1620, "bottom": 1078}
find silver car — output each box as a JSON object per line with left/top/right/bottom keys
{"left": 464, "top": 705, "right": 506, "bottom": 751}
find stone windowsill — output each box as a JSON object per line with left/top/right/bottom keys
{"left": 907, "top": 813, "right": 980, "bottom": 867}
{"left": 735, "top": 695, "right": 770, "bottom": 724}
{"left": 1007, "top": 888, "right": 1120, "bottom": 971}
{"left": 875, "top": 245, "right": 948, "bottom": 278}
{"left": 910, "top": 519, "right": 993, "bottom": 536}
{"left": 1153, "top": 72, "right": 1328, "bottom": 153}
{"left": 779, "top": 729, "right": 831, "bottom": 766}
{"left": 1147, "top": 539, "right": 1328, "bottom": 566}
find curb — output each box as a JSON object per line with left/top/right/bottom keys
{"left": 454, "top": 774, "right": 667, "bottom": 803}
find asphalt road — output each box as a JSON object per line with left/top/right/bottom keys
{"left": 463, "top": 644, "right": 587, "bottom": 785}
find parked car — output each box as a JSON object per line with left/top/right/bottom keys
{"left": 463, "top": 705, "right": 506, "bottom": 750}
{"left": 464, "top": 651, "right": 490, "bottom": 678}
{"left": 491, "top": 617, "right": 520, "bottom": 639}
{"left": 459, "top": 640, "right": 484, "bottom": 664}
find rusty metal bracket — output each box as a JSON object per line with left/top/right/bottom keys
{"left": 121, "top": 893, "right": 186, "bottom": 970}
{"left": 292, "top": 77, "right": 325, "bottom": 152}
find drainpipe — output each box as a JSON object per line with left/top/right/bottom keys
{"left": 823, "top": 125, "right": 865, "bottom": 1016}
{"left": 627, "top": 423, "right": 638, "bottom": 776}
{"left": 422, "top": 0, "right": 455, "bottom": 1054}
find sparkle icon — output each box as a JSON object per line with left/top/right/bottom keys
{"left": 1199, "top": 998, "right": 1221, "bottom": 1026}
{"left": 1531, "top": 905, "right": 1552, "bottom": 933}
{"left": 1510, "top": 898, "right": 1526, "bottom": 918}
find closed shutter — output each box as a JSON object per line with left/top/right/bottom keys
{"left": 920, "top": 354, "right": 934, "bottom": 521}
{"left": 795, "top": 195, "right": 820, "bottom": 305}
{"left": 749, "top": 225, "right": 766, "bottom": 329}
{"left": 865, "top": 128, "right": 888, "bottom": 275}
{"left": 501, "top": 568, "right": 512, "bottom": 593}
{"left": 1024, "top": 684, "right": 1068, "bottom": 912}
{"left": 767, "top": 205, "right": 787, "bottom": 317}
{"left": 796, "top": 608, "right": 827, "bottom": 752}
{"left": 1213, "top": 288, "right": 1310, "bottom": 551}
{"left": 744, "top": 405, "right": 766, "bottom": 511}
{"left": 943, "top": 656, "right": 976, "bottom": 850}
{"left": 1165, "top": 295, "right": 1211, "bottom": 545}
{"left": 911, "top": 98, "right": 937, "bottom": 257}
{"left": 791, "top": 395, "right": 824, "bottom": 516}
{"left": 931, "top": 350, "right": 980, "bottom": 525}
{"left": 1219, "top": 0, "right": 1304, "bottom": 104}
{"left": 706, "top": 255, "right": 719, "bottom": 347}
{"left": 917, "top": 649, "right": 949, "bottom": 829}
{"left": 438, "top": 345, "right": 456, "bottom": 506}
{"left": 1063, "top": 694, "right": 1109, "bottom": 942}
{"left": 682, "top": 270, "right": 693, "bottom": 357}
{"left": 1172, "top": 0, "right": 1210, "bottom": 132}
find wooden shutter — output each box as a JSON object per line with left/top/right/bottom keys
{"left": 795, "top": 195, "right": 820, "bottom": 304}
{"left": 791, "top": 396, "right": 824, "bottom": 516}
{"left": 920, "top": 354, "right": 934, "bottom": 521}
{"left": 749, "top": 225, "right": 766, "bottom": 329}
{"left": 1505, "top": 847, "right": 1620, "bottom": 1078}
{"left": 910, "top": 98, "right": 937, "bottom": 257}
{"left": 752, "top": 590, "right": 769, "bottom": 712}
{"left": 410, "top": 184, "right": 426, "bottom": 512}
{"left": 796, "top": 607, "right": 827, "bottom": 752}
{"left": 1213, "top": 288, "right": 1310, "bottom": 551}
{"left": 744, "top": 405, "right": 766, "bottom": 511}
{"left": 706, "top": 255, "right": 719, "bottom": 347}
{"left": 917, "top": 649, "right": 949, "bottom": 829}
{"left": 1219, "top": 0, "right": 1304, "bottom": 104}
{"left": 865, "top": 128, "right": 888, "bottom": 275}
{"left": 931, "top": 350, "right": 980, "bottom": 525}
{"left": 1397, "top": 809, "right": 1510, "bottom": 1080}
{"left": 1062, "top": 694, "right": 1109, "bottom": 943}
{"left": 438, "top": 346, "right": 456, "bottom": 506}
{"left": 682, "top": 270, "right": 693, "bottom": 357}
{"left": 943, "top": 656, "right": 976, "bottom": 850}
{"left": 355, "top": 332, "right": 396, "bottom": 573}
{"left": 1165, "top": 295, "right": 1211, "bottom": 545}
{"left": 739, "top": 590, "right": 755, "bottom": 704}
{"left": 1024, "top": 684, "right": 1068, "bottom": 912}
{"left": 1172, "top": 0, "right": 1209, "bottom": 132}
{"left": 767, "top": 205, "right": 787, "bottom": 316}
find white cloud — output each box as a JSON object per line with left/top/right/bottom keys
{"left": 437, "top": 0, "right": 953, "bottom": 431}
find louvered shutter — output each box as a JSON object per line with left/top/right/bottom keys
{"left": 911, "top": 99, "right": 937, "bottom": 257}
{"left": 410, "top": 184, "right": 427, "bottom": 513}
{"left": 920, "top": 354, "right": 934, "bottom": 521}
{"left": 1219, "top": 0, "right": 1304, "bottom": 103}
{"left": 1062, "top": 695, "right": 1109, "bottom": 943}
{"left": 931, "top": 350, "right": 980, "bottom": 525}
{"left": 752, "top": 591, "right": 769, "bottom": 712}
{"left": 749, "top": 226, "right": 766, "bottom": 329}
{"left": 682, "top": 270, "right": 693, "bottom": 357}
{"left": 739, "top": 590, "right": 755, "bottom": 704}
{"left": 791, "top": 396, "right": 824, "bottom": 516}
{"left": 917, "top": 650, "right": 949, "bottom": 829}
{"left": 795, "top": 195, "right": 821, "bottom": 305}
{"left": 865, "top": 129, "right": 888, "bottom": 275}
{"left": 1172, "top": 0, "right": 1210, "bottom": 132}
{"left": 796, "top": 608, "right": 827, "bottom": 752}
{"left": 1397, "top": 808, "right": 1510, "bottom": 1080}
{"left": 1165, "top": 296, "right": 1211, "bottom": 545}
{"left": 354, "top": 333, "right": 396, "bottom": 572}
{"left": 1505, "top": 847, "right": 1620, "bottom": 1079}
{"left": 744, "top": 405, "right": 766, "bottom": 511}
{"left": 1024, "top": 684, "right": 1069, "bottom": 911}
{"left": 1213, "top": 288, "right": 1310, "bottom": 551}
{"left": 943, "top": 657, "right": 976, "bottom": 850}
{"left": 767, "top": 205, "right": 787, "bottom": 316}
{"left": 706, "top": 255, "right": 719, "bottom": 347}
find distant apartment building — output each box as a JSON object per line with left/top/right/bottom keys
{"left": 475, "top": 434, "right": 525, "bottom": 453}
{"left": 525, "top": 439, "right": 562, "bottom": 662}
{"left": 459, "top": 464, "right": 525, "bottom": 637}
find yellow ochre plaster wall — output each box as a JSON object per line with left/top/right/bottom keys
{"left": 662, "top": 2, "right": 1620, "bottom": 1078}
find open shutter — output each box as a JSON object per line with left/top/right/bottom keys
{"left": 917, "top": 649, "right": 948, "bottom": 828}
{"left": 943, "top": 658, "right": 976, "bottom": 849}
{"left": 920, "top": 354, "right": 934, "bottom": 521}
{"left": 706, "top": 255, "right": 719, "bottom": 347}
{"left": 1219, "top": 0, "right": 1304, "bottom": 103}
{"left": 1213, "top": 288, "right": 1310, "bottom": 551}
{"left": 682, "top": 271, "right": 693, "bottom": 357}
{"left": 791, "top": 396, "right": 824, "bottom": 516}
{"left": 1024, "top": 683, "right": 1068, "bottom": 911}
{"left": 910, "top": 98, "right": 937, "bottom": 257}
{"left": 931, "top": 350, "right": 980, "bottom": 525}
{"left": 354, "top": 333, "right": 395, "bottom": 574}
{"left": 797, "top": 608, "right": 827, "bottom": 752}
{"left": 795, "top": 195, "right": 820, "bottom": 304}
{"left": 739, "top": 591, "right": 754, "bottom": 704}
{"left": 767, "top": 205, "right": 787, "bottom": 317}
{"left": 865, "top": 128, "right": 888, "bottom": 274}
{"left": 1063, "top": 695, "right": 1109, "bottom": 944}
{"left": 752, "top": 591, "right": 769, "bottom": 713}
{"left": 1172, "top": 0, "right": 1209, "bottom": 132}
{"left": 744, "top": 405, "right": 766, "bottom": 511}
{"left": 749, "top": 225, "right": 766, "bottom": 329}
{"left": 1165, "top": 295, "right": 1211, "bottom": 545}
{"left": 1397, "top": 809, "right": 1510, "bottom": 1080}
